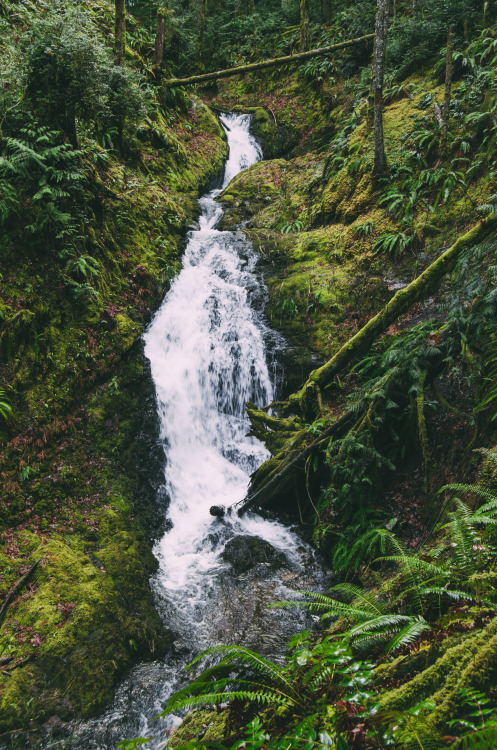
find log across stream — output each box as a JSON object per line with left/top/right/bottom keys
{"left": 41, "top": 114, "right": 328, "bottom": 749}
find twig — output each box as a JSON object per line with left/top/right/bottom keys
{"left": 0, "top": 560, "right": 40, "bottom": 625}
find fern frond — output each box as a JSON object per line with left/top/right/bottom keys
{"left": 452, "top": 725, "right": 497, "bottom": 748}
{"left": 347, "top": 614, "right": 414, "bottom": 638}
{"left": 419, "top": 587, "right": 474, "bottom": 601}
{"left": 330, "top": 583, "right": 385, "bottom": 615}
{"left": 162, "top": 688, "right": 291, "bottom": 716}
{"left": 442, "top": 483, "right": 497, "bottom": 504}
{"left": 387, "top": 616, "right": 430, "bottom": 651}
{"left": 185, "top": 645, "right": 296, "bottom": 695}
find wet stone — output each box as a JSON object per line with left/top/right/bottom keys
{"left": 221, "top": 535, "right": 288, "bottom": 573}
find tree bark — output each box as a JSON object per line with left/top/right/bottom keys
{"left": 197, "top": 0, "right": 208, "bottom": 66}
{"left": 366, "top": 32, "right": 377, "bottom": 135}
{"left": 442, "top": 25, "right": 455, "bottom": 147}
{"left": 153, "top": 4, "right": 168, "bottom": 69}
{"left": 300, "top": 0, "right": 310, "bottom": 52}
{"left": 162, "top": 34, "right": 374, "bottom": 86}
{"left": 373, "top": 0, "right": 389, "bottom": 178}
{"left": 286, "top": 215, "right": 497, "bottom": 409}
{"left": 235, "top": 410, "right": 355, "bottom": 515}
{"left": 115, "top": 0, "right": 126, "bottom": 65}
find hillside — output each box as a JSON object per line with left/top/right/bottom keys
{"left": 1, "top": 0, "right": 497, "bottom": 747}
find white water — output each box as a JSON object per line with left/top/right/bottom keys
{"left": 35, "top": 114, "right": 327, "bottom": 750}
{"left": 144, "top": 114, "right": 297, "bottom": 613}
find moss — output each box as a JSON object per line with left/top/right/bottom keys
{"left": 169, "top": 709, "right": 229, "bottom": 746}
{"left": 0, "top": 59, "right": 227, "bottom": 735}
{"left": 114, "top": 313, "right": 140, "bottom": 353}
{"left": 0, "top": 535, "right": 172, "bottom": 730}
{"left": 321, "top": 165, "right": 374, "bottom": 224}
{"left": 379, "top": 617, "right": 497, "bottom": 731}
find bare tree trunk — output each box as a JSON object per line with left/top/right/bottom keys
{"left": 65, "top": 108, "right": 79, "bottom": 150}
{"left": 197, "top": 0, "right": 208, "bottom": 66}
{"left": 442, "top": 24, "right": 455, "bottom": 147}
{"left": 300, "top": 0, "right": 310, "bottom": 52}
{"left": 366, "top": 32, "right": 377, "bottom": 135}
{"left": 373, "top": 0, "right": 389, "bottom": 179}
{"left": 153, "top": 4, "right": 168, "bottom": 69}
{"left": 115, "top": 0, "right": 126, "bottom": 65}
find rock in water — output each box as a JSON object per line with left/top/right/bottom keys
{"left": 221, "top": 535, "right": 287, "bottom": 573}
{"left": 210, "top": 505, "right": 226, "bottom": 518}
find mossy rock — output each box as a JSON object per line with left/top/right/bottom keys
{"left": 0, "top": 533, "right": 173, "bottom": 732}
{"left": 221, "top": 535, "right": 288, "bottom": 573}
{"left": 169, "top": 709, "right": 229, "bottom": 746}
{"left": 379, "top": 616, "right": 497, "bottom": 732}
{"left": 232, "top": 105, "right": 299, "bottom": 159}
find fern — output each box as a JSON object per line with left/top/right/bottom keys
{"left": 452, "top": 726, "right": 497, "bottom": 748}
{"left": 0, "top": 387, "right": 13, "bottom": 425}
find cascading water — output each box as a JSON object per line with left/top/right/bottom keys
{"left": 40, "top": 114, "right": 328, "bottom": 750}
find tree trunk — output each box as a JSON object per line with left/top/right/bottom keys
{"left": 115, "top": 0, "right": 126, "bottom": 65}
{"left": 300, "top": 0, "right": 310, "bottom": 52}
{"left": 153, "top": 5, "right": 168, "bottom": 69}
{"left": 373, "top": 0, "right": 389, "bottom": 178}
{"left": 442, "top": 24, "right": 455, "bottom": 147}
{"left": 366, "top": 32, "right": 377, "bottom": 135}
{"left": 197, "top": 0, "right": 208, "bottom": 66}
{"left": 286, "top": 215, "right": 497, "bottom": 410}
{"left": 162, "top": 33, "right": 374, "bottom": 86}
{"left": 65, "top": 108, "right": 79, "bottom": 150}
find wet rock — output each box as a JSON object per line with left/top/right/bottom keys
{"left": 210, "top": 505, "right": 226, "bottom": 518}
{"left": 221, "top": 535, "right": 287, "bottom": 573}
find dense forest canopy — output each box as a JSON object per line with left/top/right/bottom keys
{"left": 2, "top": 0, "right": 497, "bottom": 746}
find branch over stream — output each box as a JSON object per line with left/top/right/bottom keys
{"left": 162, "top": 35, "right": 374, "bottom": 87}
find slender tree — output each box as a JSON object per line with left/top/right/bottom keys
{"left": 442, "top": 24, "right": 455, "bottom": 148}
{"left": 115, "top": 0, "right": 126, "bottom": 65}
{"left": 197, "top": 0, "right": 208, "bottom": 66}
{"left": 153, "top": 4, "right": 168, "bottom": 69}
{"left": 366, "top": 32, "right": 376, "bottom": 135}
{"left": 300, "top": 0, "right": 310, "bottom": 52}
{"left": 372, "top": 0, "right": 389, "bottom": 178}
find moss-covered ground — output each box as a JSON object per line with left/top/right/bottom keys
{"left": 0, "top": 1, "right": 228, "bottom": 735}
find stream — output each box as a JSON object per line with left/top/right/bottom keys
{"left": 44, "top": 114, "right": 328, "bottom": 749}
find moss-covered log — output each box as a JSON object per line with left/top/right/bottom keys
{"left": 236, "top": 409, "right": 355, "bottom": 515}
{"left": 287, "top": 215, "right": 497, "bottom": 413}
{"left": 162, "top": 34, "right": 374, "bottom": 87}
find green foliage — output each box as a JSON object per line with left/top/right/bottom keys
{"left": 332, "top": 526, "right": 397, "bottom": 573}
{"left": 452, "top": 726, "right": 497, "bottom": 749}
{"left": 388, "top": 0, "right": 482, "bottom": 79}
{"left": 373, "top": 230, "right": 413, "bottom": 256}
{"left": 0, "top": 123, "right": 83, "bottom": 249}
{"left": 21, "top": 3, "right": 144, "bottom": 145}
{"left": 279, "top": 218, "right": 304, "bottom": 234}
{"left": 0, "top": 388, "right": 13, "bottom": 425}
{"left": 279, "top": 583, "right": 430, "bottom": 653}
{"left": 161, "top": 633, "right": 376, "bottom": 722}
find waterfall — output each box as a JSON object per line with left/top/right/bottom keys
{"left": 144, "top": 113, "right": 297, "bottom": 620}
{"left": 42, "top": 114, "right": 326, "bottom": 750}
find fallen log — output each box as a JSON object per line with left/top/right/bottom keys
{"left": 235, "top": 409, "right": 355, "bottom": 515}
{"left": 287, "top": 215, "right": 497, "bottom": 412}
{"left": 162, "top": 34, "right": 374, "bottom": 87}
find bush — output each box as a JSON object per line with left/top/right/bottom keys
{"left": 23, "top": 3, "right": 144, "bottom": 147}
